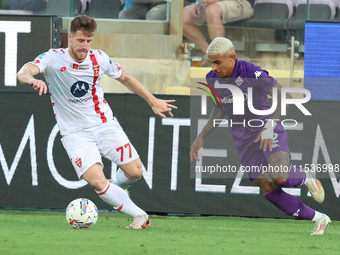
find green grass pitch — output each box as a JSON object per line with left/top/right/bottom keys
{"left": 0, "top": 210, "right": 339, "bottom": 255}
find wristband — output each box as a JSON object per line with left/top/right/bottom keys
{"left": 261, "top": 120, "right": 277, "bottom": 140}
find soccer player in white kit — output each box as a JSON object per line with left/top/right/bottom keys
{"left": 17, "top": 15, "right": 177, "bottom": 229}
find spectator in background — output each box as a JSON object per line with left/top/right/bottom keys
{"left": 183, "top": 0, "right": 254, "bottom": 65}
{"left": 119, "top": 1, "right": 168, "bottom": 20}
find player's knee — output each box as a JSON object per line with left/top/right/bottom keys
{"left": 128, "top": 164, "right": 143, "bottom": 180}
{"left": 261, "top": 185, "right": 276, "bottom": 195}
{"left": 274, "top": 178, "right": 287, "bottom": 186}
{"left": 254, "top": 178, "right": 277, "bottom": 195}
{"left": 135, "top": 164, "right": 143, "bottom": 179}
{"left": 89, "top": 178, "right": 108, "bottom": 192}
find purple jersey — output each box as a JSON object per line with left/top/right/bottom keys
{"left": 206, "top": 59, "right": 277, "bottom": 146}
{"left": 206, "top": 59, "right": 290, "bottom": 179}
{"left": 206, "top": 59, "right": 276, "bottom": 121}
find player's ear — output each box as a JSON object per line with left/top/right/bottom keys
{"left": 68, "top": 33, "right": 74, "bottom": 41}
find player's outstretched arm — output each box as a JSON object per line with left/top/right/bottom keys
{"left": 117, "top": 69, "right": 177, "bottom": 118}
{"left": 190, "top": 105, "right": 225, "bottom": 161}
{"left": 17, "top": 63, "right": 48, "bottom": 96}
{"left": 190, "top": 136, "right": 203, "bottom": 162}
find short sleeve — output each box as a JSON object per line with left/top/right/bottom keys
{"left": 29, "top": 49, "right": 54, "bottom": 75}
{"left": 251, "top": 66, "right": 277, "bottom": 94}
{"left": 98, "top": 51, "right": 122, "bottom": 79}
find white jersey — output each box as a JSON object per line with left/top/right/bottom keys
{"left": 31, "top": 48, "right": 122, "bottom": 136}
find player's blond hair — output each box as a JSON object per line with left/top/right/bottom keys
{"left": 206, "top": 37, "right": 235, "bottom": 56}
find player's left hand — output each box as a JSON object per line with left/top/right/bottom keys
{"left": 254, "top": 120, "right": 277, "bottom": 152}
{"left": 254, "top": 132, "right": 273, "bottom": 152}
{"left": 190, "top": 135, "right": 203, "bottom": 162}
{"left": 151, "top": 99, "right": 177, "bottom": 118}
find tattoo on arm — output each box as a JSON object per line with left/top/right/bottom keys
{"left": 200, "top": 106, "right": 225, "bottom": 138}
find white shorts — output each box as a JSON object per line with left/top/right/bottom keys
{"left": 61, "top": 118, "right": 139, "bottom": 179}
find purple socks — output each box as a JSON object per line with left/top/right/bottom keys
{"left": 263, "top": 167, "right": 315, "bottom": 220}
{"left": 264, "top": 187, "right": 315, "bottom": 220}
{"left": 278, "top": 166, "right": 306, "bottom": 188}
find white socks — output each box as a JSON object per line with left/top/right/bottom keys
{"left": 312, "top": 211, "right": 323, "bottom": 221}
{"left": 113, "top": 168, "right": 140, "bottom": 190}
{"left": 96, "top": 180, "right": 146, "bottom": 217}
{"left": 97, "top": 169, "right": 144, "bottom": 217}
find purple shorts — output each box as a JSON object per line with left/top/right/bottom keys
{"left": 235, "top": 124, "right": 290, "bottom": 181}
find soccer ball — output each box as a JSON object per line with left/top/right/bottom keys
{"left": 66, "top": 198, "right": 98, "bottom": 229}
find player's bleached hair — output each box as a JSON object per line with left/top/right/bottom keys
{"left": 70, "top": 15, "right": 97, "bottom": 37}
{"left": 206, "top": 37, "right": 235, "bottom": 56}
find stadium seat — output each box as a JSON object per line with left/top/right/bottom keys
{"left": 246, "top": 0, "right": 294, "bottom": 41}
{"left": 74, "top": 0, "right": 123, "bottom": 18}
{"left": 248, "top": 0, "right": 295, "bottom": 26}
{"left": 287, "top": 0, "right": 337, "bottom": 42}
{"left": 9, "top": 0, "right": 47, "bottom": 12}
{"left": 242, "top": 0, "right": 295, "bottom": 57}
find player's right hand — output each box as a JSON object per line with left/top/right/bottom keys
{"left": 190, "top": 136, "right": 203, "bottom": 162}
{"left": 29, "top": 79, "right": 48, "bottom": 96}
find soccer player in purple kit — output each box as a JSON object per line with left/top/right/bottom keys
{"left": 190, "top": 37, "right": 331, "bottom": 235}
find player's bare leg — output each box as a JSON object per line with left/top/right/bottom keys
{"left": 113, "top": 158, "right": 143, "bottom": 190}
{"left": 265, "top": 152, "right": 324, "bottom": 203}
{"left": 82, "top": 163, "right": 150, "bottom": 229}
{"left": 255, "top": 151, "right": 330, "bottom": 235}
{"left": 118, "top": 158, "right": 151, "bottom": 229}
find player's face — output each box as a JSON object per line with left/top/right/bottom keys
{"left": 68, "top": 30, "right": 93, "bottom": 62}
{"left": 208, "top": 53, "right": 236, "bottom": 78}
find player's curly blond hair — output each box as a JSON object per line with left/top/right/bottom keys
{"left": 70, "top": 15, "right": 97, "bottom": 37}
{"left": 206, "top": 37, "right": 235, "bottom": 56}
